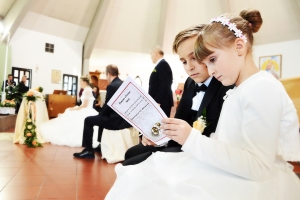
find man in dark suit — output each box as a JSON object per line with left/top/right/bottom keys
{"left": 122, "top": 24, "right": 234, "bottom": 165}
{"left": 18, "top": 75, "right": 29, "bottom": 93}
{"left": 2, "top": 74, "right": 16, "bottom": 92}
{"left": 16, "top": 75, "right": 29, "bottom": 113}
{"left": 149, "top": 46, "right": 173, "bottom": 117}
{"left": 73, "top": 64, "right": 131, "bottom": 159}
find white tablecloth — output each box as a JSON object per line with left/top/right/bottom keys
{"left": 0, "top": 107, "right": 15, "bottom": 114}
{"left": 13, "top": 98, "right": 49, "bottom": 144}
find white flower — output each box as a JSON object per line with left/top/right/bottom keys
{"left": 193, "top": 116, "right": 207, "bottom": 133}
{"left": 211, "top": 17, "right": 247, "bottom": 44}
{"left": 27, "top": 119, "right": 32, "bottom": 123}
{"left": 228, "top": 23, "right": 236, "bottom": 31}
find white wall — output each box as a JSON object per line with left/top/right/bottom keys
{"left": 10, "top": 28, "right": 82, "bottom": 94}
{"left": 89, "top": 48, "right": 187, "bottom": 92}
{"left": 253, "top": 39, "right": 300, "bottom": 79}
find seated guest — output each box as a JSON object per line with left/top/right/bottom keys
{"left": 92, "top": 85, "right": 101, "bottom": 112}
{"left": 122, "top": 24, "right": 234, "bottom": 166}
{"left": 73, "top": 64, "right": 131, "bottom": 159}
{"left": 38, "top": 75, "right": 99, "bottom": 147}
{"left": 18, "top": 75, "right": 29, "bottom": 93}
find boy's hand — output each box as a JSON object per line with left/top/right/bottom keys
{"left": 141, "top": 135, "right": 156, "bottom": 146}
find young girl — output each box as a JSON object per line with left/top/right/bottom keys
{"left": 106, "top": 9, "right": 300, "bottom": 200}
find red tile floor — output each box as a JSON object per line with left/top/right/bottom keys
{"left": 0, "top": 128, "right": 116, "bottom": 200}
{"left": 0, "top": 127, "right": 300, "bottom": 200}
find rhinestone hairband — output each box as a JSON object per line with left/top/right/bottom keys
{"left": 210, "top": 17, "right": 247, "bottom": 43}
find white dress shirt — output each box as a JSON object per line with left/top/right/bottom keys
{"left": 191, "top": 76, "right": 213, "bottom": 111}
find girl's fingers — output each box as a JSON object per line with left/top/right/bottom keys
{"left": 161, "top": 118, "right": 182, "bottom": 125}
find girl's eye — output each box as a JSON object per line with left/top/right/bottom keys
{"left": 192, "top": 57, "right": 196, "bottom": 60}
{"left": 210, "top": 57, "right": 216, "bottom": 63}
{"left": 182, "top": 61, "right": 187, "bottom": 65}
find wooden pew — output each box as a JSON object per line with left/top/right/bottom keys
{"left": 280, "top": 77, "right": 300, "bottom": 123}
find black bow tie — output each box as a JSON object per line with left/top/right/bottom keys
{"left": 195, "top": 84, "right": 208, "bottom": 93}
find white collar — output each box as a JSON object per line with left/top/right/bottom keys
{"left": 154, "top": 58, "right": 164, "bottom": 66}
{"left": 196, "top": 76, "right": 213, "bottom": 87}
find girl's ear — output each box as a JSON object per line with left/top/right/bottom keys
{"left": 234, "top": 38, "right": 247, "bottom": 56}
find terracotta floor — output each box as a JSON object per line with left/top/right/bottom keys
{"left": 0, "top": 127, "right": 300, "bottom": 200}
{"left": 0, "top": 128, "right": 116, "bottom": 200}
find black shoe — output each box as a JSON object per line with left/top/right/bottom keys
{"left": 93, "top": 144, "right": 101, "bottom": 152}
{"left": 73, "top": 148, "right": 95, "bottom": 159}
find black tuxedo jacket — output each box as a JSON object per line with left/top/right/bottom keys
{"left": 167, "top": 77, "right": 234, "bottom": 147}
{"left": 18, "top": 82, "right": 29, "bottom": 93}
{"left": 99, "top": 77, "right": 131, "bottom": 130}
{"left": 148, "top": 59, "right": 173, "bottom": 108}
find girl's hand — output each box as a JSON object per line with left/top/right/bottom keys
{"left": 161, "top": 118, "right": 192, "bottom": 145}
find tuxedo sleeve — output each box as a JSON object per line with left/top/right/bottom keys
{"left": 99, "top": 84, "right": 114, "bottom": 116}
{"left": 155, "top": 63, "right": 172, "bottom": 104}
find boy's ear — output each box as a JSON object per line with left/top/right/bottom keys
{"left": 234, "top": 38, "right": 246, "bottom": 56}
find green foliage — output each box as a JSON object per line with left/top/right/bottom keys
{"left": 23, "top": 109, "right": 42, "bottom": 148}
{"left": 2, "top": 85, "right": 23, "bottom": 106}
{"left": 38, "top": 87, "right": 43, "bottom": 93}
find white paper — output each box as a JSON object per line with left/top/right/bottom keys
{"left": 107, "top": 77, "right": 170, "bottom": 145}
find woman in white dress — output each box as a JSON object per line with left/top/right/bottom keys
{"left": 38, "top": 76, "right": 99, "bottom": 147}
{"left": 106, "top": 9, "right": 300, "bottom": 200}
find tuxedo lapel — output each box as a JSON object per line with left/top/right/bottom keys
{"left": 197, "top": 77, "right": 220, "bottom": 118}
{"left": 181, "top": 83, "right": 194, "bottom": 111}
{"left": 175, "top": 78, "right": 194, "bottom": 121}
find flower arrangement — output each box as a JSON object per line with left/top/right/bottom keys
{"left": 193, "top": 108, "right": 207, "bottom": 133}
{"left": 23, "top": 88, "right": 45, "bottom": 102}
{"left": 22, "top": 87, "right": 44, "bottom": 148}
{"left": 34, "top": 87, "right": 43, "bottom": 93}
{"left": 0, "top": 99, "right": 16, "bottom": 108}
{"left": 175, "top": 89, "right": 182, "bottom": 100}
{"left": 23, "top": 116, "right": 42, "bottom": 148}
{"left": 0, "top": 85, "right": 23, "bottom": 108}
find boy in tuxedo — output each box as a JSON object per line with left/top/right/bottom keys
{"left": 122, "top": 24, "right": 234, "bottom": 165}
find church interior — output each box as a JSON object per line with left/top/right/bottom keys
{"left": 0, "top": 0, "right": 300, "bottom": 199}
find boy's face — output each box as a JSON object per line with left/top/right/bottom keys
{"left": 177, "top": 36, "right": 210, "bottom": 83}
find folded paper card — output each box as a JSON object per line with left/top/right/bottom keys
{"left": 107, "top": 77, "right": 170, "bottom": 145}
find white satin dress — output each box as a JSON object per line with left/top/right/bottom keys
{"left": 106, "top": 71, "right": 300, "bottom": 200}
{"left": 38, "top": 87, "right": 99, "bottom": 147}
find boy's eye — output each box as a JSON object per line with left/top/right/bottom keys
{"left": 210, "top": 57, "right": 216, "bottom": 63}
